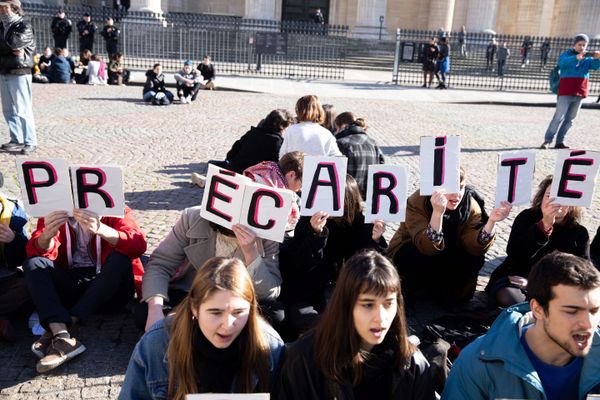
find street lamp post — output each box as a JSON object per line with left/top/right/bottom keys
{"left": 379, "top": 15, "right": 384, "bottom": 40}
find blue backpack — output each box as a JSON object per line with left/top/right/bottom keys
{"left": 549, "top": 64, "right": 560, "bottom": 94}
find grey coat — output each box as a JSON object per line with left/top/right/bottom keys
{"left": 141, "top": 206, "right": 281, "bottom": 302}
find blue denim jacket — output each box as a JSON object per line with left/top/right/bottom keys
{"left": 119, "top": 316, "right": 285, "bottom": 400}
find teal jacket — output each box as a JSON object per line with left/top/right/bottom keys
{"left": 441, "top": 303, "right": 600, "bottom": 400}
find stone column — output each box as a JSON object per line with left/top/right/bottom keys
{"left": 577, "top": 0, "right": 600, "bottom": 38}
{"left": 353, "top": 0, "right": 388, "bottom": 38}
{"left": 465, "top": 0, "right": 498, "bottom": 32}
{"left": 129, "top": 0, "right": 162, "bottom": 13}
{"left": 428, "top": 0, "right": 455, "bottom": 31}
{"left": 245, "top": 0, "right": 281, "bottom": 20}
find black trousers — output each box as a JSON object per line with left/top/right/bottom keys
{"left": 393, "top": 242, "right": 485, "bottom": 304}
{"left": 177, "top": 82, "right": 201, "bottom": 100}
{"left": 79, "top": 37, "right": 94, "bottom": 53}
{"left": 23, "top": 252, "right": 134, "bottom": 330}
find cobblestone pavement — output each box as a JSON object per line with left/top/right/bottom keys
{"left": 1, "top": 83, "right": 600, "bottom": 399}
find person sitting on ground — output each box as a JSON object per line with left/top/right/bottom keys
{"left": 0, "top": 172, "right": 31, "bottom": 342}
{"left": 387, "top": 167, "right": 512, "bottom": 305}
{"left": 278, "top": 175, "right": 387, "bottom": 337}
{"left": 74, "top": 49, "right": 92, "bottom": 84}
{"left": 87, "top": 54, "right": 107, "bottom": 85}
{"left": 174, "top": 60, "right": 201, "bottom": 104}
{"left": 121, "top": 257, "right": 285, "bottom": 400}
{"left": 137, "top": 206, "right": 282, "bottom": 332}
{"left": 203, "top": 109, "right": 294, "bottom": 175}
{"left": 442, "top": 252, "right": 600, "bottom": 399}
{"left": 143, "top": 63, "right": 174, "bottom": 105}
{"left": 38, "top": 47, "right": 54, "bottom": 78}
{"left": 62, "top": 48, "right": 76, "bottom": 81}
{"left": 198, "top": 55, "right": 216, "bottom": 90}
{"left": 32, "top": 54, "right": 49, "bottom": 84}
{"left": 47, "top": 48, "right": 72, "bottom": 84}
{"left": 107, "top": 52, "right": 129, "bottom": 85}
{"left": 23, "top": 207, "right": 147, "bottom": 373}
{"left": 487, "top": 175, "right": 589, "bottom": 308}
{"left": 334, "top": 112, "right": 385, "bottom": 198}
{"left": 321, "top": 103, "right": 336, "bottom": 134}
{"left": 277, "top": 250, "right": 435, "bottom": 399}
{"left": 278, "top": 95, "right": 342, "bottom": 158}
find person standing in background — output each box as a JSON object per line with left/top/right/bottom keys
{"left": 50, "top": 9, "right": 72, "bottom": 50}
{"left": 76, "top": 13, "right": 96, "bottom": 53}
{"left": 100, "top": 16, "right": 119, "bottom": 58}
{"left": 0, "top": 0, "right": 38, "bottom": 154}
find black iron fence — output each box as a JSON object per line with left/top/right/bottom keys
{"left": 23, "top": 2, "right": 348, "bottom": 80}
{"left": 393, "top": 29, "right": 600, "bottom": 93}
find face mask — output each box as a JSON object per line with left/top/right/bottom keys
{"left": 0, "top": 13, "right": 21, "bottom": 30}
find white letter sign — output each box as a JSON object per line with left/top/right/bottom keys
{"left": 420, "top": 135, "right": 461, "bottom": 195}
{"left": 16, "top": 158, "right": 73, "bottom": 217}
{"left": 550, "top": 149, "right": 600, "bottom": 207}
{"left": 70, "top": 165, "right": 125, "bottom": 217}
{"left": 365, "top": 164, "right": 408, "bottom": 223}
{"left": 495, "top": 151, "right": 536, "bottom": 207}
{"left": 300, "top": 156, "right": 348, "bottom": 217}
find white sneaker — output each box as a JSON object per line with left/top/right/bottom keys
{"left": 186, "top": 95, "right": 192, "bottom": 103}
{"left": 180, "top": 96, "right": 187, "bottom": 104}
{"left": 191, "top": 173, "right": 206, "bottom": 188}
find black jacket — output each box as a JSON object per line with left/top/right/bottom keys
{"left": 76, "top": 20, "right": 97, "bottom": 38}
{"left": 143, "top": 70, "right": 167, "bottom": 94}
{"left": 100, "top": 25, "right": 120, "bottom": 42}
{"left": 198, "top": 63, "right": 215, "bottom": 81}
{"left": 51, "top": 17, "right": 72, "bottom": 38}
{"left": 279, "top": 214, "right": 387, "bottom": 305}
{"left": 488, "top": 207, "right": 589, "bottom": 286}
{"left": 277, "top": 332, "right": 435, "bottom": 400}
{"left": 225, "top": 125, "right": 283, "bottom": 174}
{"left": 591, "top": 226, "right": 600, "bottom": 268}
{"left": 0, "top": 18, "right": 35, "bottom": 74}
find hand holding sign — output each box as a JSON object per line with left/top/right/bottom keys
{"left": 73, "top": 208, "right": 102, "bottom": 234}
{"left": 371, "top": 219, "right": 386, "bottom": 242}
{"left": 488, "top": 201, "right": 512, "bottom": 223}
{"left": 541, "top": 194, "right": 568, "bottom": 229}
{"left": 231, "top": 224, "right": 260, "bottom": 265}
{"left": 38, "top": 210, "right": 69, "bottom": 250}
{"left": 430, "top": 189, "right": 448, "bottom": 215}
{"left": 310, "top": 211, "right": 329, "bottom": 234}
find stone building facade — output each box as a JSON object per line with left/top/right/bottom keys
{"left": 45, "top": 0, "right": 600, "bottom": 38}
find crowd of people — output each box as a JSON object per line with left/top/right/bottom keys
{"left": 1, "top": 91, "right": 600, "bottom": 399}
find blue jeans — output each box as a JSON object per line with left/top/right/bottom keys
{"left": 0, "top": 73, "right": 37, "bottom": 146}
{"left": 543, "top": 95, "right": 583, "bottom": 144}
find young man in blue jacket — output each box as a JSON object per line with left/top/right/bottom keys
{"left": 541, "top": 33, "right": 600, "bottom": 149}
{"left": 442, "top": 252, "right": 600, "bottom": 400}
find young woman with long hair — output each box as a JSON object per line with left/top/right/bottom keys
{"left": 121, "top": 257, "right": 284, "bottom": 400}
{"left": 486, "top": 175, "right": 589, "bottom": 307}
{"left": 277, "top": 250, "right": 435, "bottom": 399}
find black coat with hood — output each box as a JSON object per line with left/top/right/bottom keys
{"left": 143, "top": 69, "right": 168, "bottom": 95}
{"left": 225, "top": 125, "right": 283, "bottom": 174}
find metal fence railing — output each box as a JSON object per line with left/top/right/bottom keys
{"left": 392, "top": 28, "right": 600, "bottom": 93}
{"left": 23, "top": 2, "right": 348, "bottom": 80}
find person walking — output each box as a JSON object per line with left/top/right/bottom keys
{"left": 0, "top": 0, "right": 38, "bottom": 154}
{"left": 458, "top": 25, "right": 467, "bottom": 58}
{"left": 541, "top": 34, "right": 600, "bottom": 149}
{"left": 76, "top": 13, "right": 96, "bottom": 53}
{"left": 497, "top": 42, "right": 510, "bottom": 77}
{"left": 50, "top": 9, "right": 71, "bottom": 50}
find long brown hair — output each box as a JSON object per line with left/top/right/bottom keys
{"left": 167, "top": 257, "right": 270, "bottom": 400}
{"left": 314, "top": 250, "right": 415, "bottom": 385}
{"left": 531, "top": 175, "right": 581, "bottom": 226}
{"left": 337, "top": 175, "right": 363, "bottom": 226}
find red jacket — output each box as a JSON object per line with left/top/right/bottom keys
{"left": 26, "top": 206, "right": 147, "bottom": 297}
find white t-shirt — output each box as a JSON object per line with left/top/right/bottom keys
{"left": 279, "top": 122, "right": 342, "bottom": 159}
